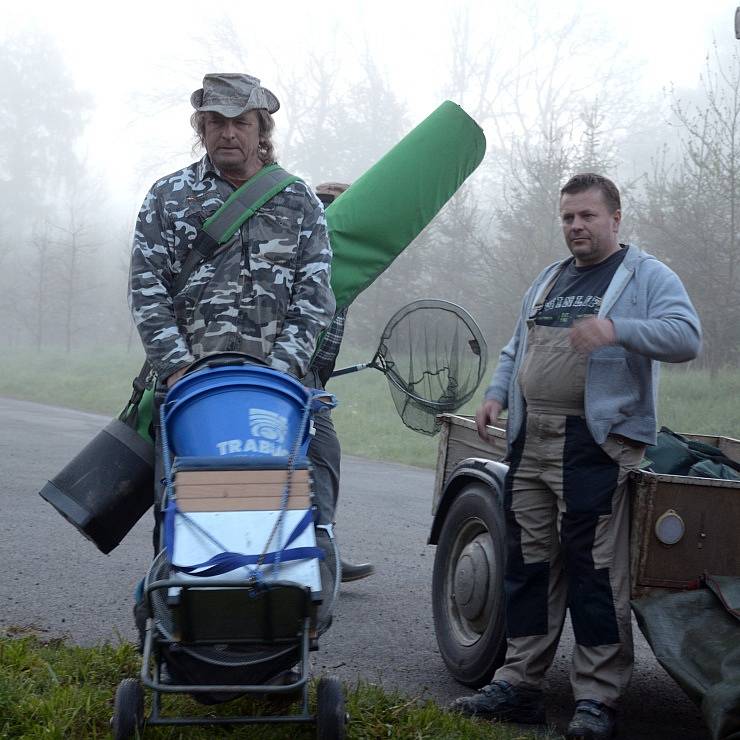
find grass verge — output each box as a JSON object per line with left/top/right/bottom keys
{"left": 1, "top": 347, "right": 738, "bottom": 468}
{"left": 0, "top": 631, "right": 551, "bottom": 739}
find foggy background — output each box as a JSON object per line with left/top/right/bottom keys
{"left": 2, "top": 0, "right": 738, "bottom": 375}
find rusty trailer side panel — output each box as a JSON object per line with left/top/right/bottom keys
{"left": 630, "top": 469, "right": 740, "bottom": 595}
{"left": 432, "top": 415, "right": 506, "bottom": 514}
{"left": 630, "top": 431, "right": 740, "bottom": 596}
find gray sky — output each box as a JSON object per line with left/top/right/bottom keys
{"left": 3, "top": 0, "right": 736, "bottom": 212}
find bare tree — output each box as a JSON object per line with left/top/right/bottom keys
{"left": 28, "top": 224, "right": 55, "bottom": 350}
{"left": 276, "top": 48, "right": 409, "bottom": 184}
{"left": 48, "top": 176, "right": 104, "bottom": 353}
{"left": 425, "top": 7, "right": 639, "bottom": 352}
{"left": 0, "top": 30, "right": 93, "bottom": 349}
{"left": 636, "top": 43, "right": 740, "bottom": 374}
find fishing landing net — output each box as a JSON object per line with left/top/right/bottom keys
{"left": 334, "top": 299, "right": 488, "bottom": 435}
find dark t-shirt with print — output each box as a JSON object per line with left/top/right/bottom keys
{"left": 534, "top": 246, "right": 627, "bottom": 327}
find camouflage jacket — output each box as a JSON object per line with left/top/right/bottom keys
{"left": 129, "top": 156, "right": 335, "bottom": 379}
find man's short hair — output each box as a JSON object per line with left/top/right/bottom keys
{"left": 560, "top": 173, "right": 621, "bottom": 213}
{"left": 189, "top": 109, "right": 276, "bottom": 164}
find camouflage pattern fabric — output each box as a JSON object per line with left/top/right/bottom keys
{"left": 129, "top": 156, "right": 335, "bottom": 379}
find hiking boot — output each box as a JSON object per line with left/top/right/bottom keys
{"left": 566, "top": 700, "right": 616, "bottom": 739}
{"left": 340, "top": 559, "right": 375, "bottom": 582}
{"left": 450, "top": 680, "right": 546, "bottom": 724}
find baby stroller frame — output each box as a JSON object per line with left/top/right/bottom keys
{"left": 113, "top": 577, "right": 346, "bottom": 736}
{"left": 111, "top": 360, "right": 346, "bottom": 738}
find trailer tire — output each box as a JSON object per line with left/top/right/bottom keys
{"left": 432, "top": 481, "right": 507, "bottom": 688}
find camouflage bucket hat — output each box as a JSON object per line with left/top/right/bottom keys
{"left": 190, "top": 73, "right": 280, "bottom": 117}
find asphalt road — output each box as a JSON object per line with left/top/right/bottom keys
{"left": 0, "top": 397, "right": 710, "bottom": 739}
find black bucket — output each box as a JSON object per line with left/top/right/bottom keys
{"left": 39, "top": 418, "right": 155, "bottom": 554}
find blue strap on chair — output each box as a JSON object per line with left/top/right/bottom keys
{"left": 166, "top": 507, "right": 324, "bottom": 578}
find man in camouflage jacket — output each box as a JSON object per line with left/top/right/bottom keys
{"left": 129, "top": 73, "right": 335, "bottom": 386}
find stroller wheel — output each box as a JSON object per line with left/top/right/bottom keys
{"left": 112, "top": 678, "right": 144, "bottom": 739}
{"left": 316, "top": 676, "right": 347, "bottom": 740}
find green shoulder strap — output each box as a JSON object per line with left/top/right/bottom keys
{"left": 121, "top": 163, "right": 301, "bottom": 438}
{"left": 177, "top": 163, "right": 301, "bottom": 291}
{"left": 203, "top": 163, "right": 301, "bottom": 244}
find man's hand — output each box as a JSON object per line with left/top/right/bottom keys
{"left": 475, "top": 399, "right": 504, "bottom": 442}
{"left": 166, "top": 366, "right": 189, "bottom": 388}
{"left": 569, "top": 317, "right": 616, "bottom": 355}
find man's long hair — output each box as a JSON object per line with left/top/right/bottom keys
{"left": 189, "top": 109, "right": 276, "bottom": 164}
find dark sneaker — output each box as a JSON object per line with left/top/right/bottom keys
{"left": 566, "top": 700, "right": 616, "bottom": 739}
{"left": 450, "top": 680, "right": 546, "bottom": 724}
{"left": 340, "top": 559, "right": 375, "bottom": 582}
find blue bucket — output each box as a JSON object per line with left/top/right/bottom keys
{"left": 163, "top": 365, "right": 312, "bottom": 458}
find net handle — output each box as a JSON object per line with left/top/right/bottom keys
{"left": 331, "top": 350, "right": 385, "bottom": 378}
{"left": 331, "top": 362, "right": 370, "bottom": 378}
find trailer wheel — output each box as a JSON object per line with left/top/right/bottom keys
{"left": 316, "top": 676, "right": 347, "bottom": 740}
{"left": 432, "top": 481, "right": 507, "bottom": 688}
{"left": 111, "top": 678, "right": 144, "bottom": 739}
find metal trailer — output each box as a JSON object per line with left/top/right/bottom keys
{"left": 428, "top": 413, "right": 740, "bottom": 688}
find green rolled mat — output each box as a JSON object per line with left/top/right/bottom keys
{"left": 326, "top": 100, "right": 486, "bottom": 310}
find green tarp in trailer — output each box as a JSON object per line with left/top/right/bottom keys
{"left": 128, "top": 100, "right": 486, "bottom": 442}
{"left": 632, "top": 575, "right": 740, "bottom": 740}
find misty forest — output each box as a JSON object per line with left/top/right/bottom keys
{"left": 1, "top": 11, "right": 739, "bottom": 432}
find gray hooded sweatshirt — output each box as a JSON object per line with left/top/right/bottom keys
{"left": 484, "top": 245, "right": 702, "bottom": 451}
